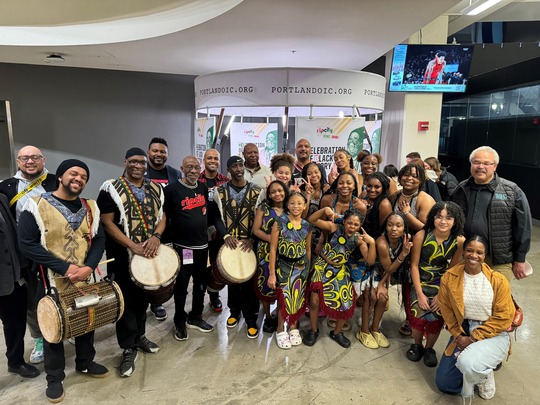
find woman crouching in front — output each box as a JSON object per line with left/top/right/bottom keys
{"left": 435, "top": 235, "right": 515, "bottom": 404}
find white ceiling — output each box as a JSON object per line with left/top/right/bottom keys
{"left": 0, "top": 0, "right": 537, "bottom": 76}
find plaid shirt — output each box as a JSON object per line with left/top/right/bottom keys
{"left": 198, "top": 171, "right": 228, "bottom": 188}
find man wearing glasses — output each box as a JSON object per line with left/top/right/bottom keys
{"left": 0, "top": 145, "right": 57, "bottom": 366}
{"left": 451, "top": 146, "right": 532, "bottom": 281}
{"left": 97, "top": 147, "right": 166, "bottom": 377}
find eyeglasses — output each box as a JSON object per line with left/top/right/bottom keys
{"left": 184, "top": 165, "right": 201, "bottom": 172}
{"left": 127, "top": 159, "right": 147, "bottom": 167}
{"left": 17, "top": 155, "right": 43, "bottom": 162}
{"left": 471, "top": 161, "right": 496, "bottom": 167}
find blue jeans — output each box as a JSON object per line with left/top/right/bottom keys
{"left": 435, "top": 320, "right": 510, "bottom": 398}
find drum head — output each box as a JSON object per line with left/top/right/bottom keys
{"left": 130, "top": 244, "right": 180, "bottom": 288}
{"left": 217, "top": 244, "right": 257, "bottom": 283}
{"left": 37, "top": 296, "right": 63, "bottom": 344}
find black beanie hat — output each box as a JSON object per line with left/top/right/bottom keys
{"left": 125, "top": 147, "right": 147, "bottom": 159}
{"left": 56, "top": 159, "right": 90, "bottom": 180}
{"left": 227, "top": 155, "right": 244, "bottom": 169}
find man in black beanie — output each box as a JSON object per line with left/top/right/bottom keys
{"left": 97, "top": 147, "right": 166, "bottom": 378}
{"left": 19, "top": 159, "right": 109, "bottom": 403}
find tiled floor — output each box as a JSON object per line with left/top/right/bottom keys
{"left": 1, "top": 226, "right": 539, "bottom": 404}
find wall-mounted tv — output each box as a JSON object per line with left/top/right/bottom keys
{"left": 389, "top": 44, "right": 474, "bottom": 93}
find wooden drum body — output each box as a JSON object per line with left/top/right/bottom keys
{"left": 211, "top": 244, "right": 257, "bottom": 289}
{"left": 38, "top": 280, "right": 124, "bottom": 344}
{"left": 129, "top": 244, "right": 180, "bottom": 305}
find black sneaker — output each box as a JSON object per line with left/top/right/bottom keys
{"left": 209, "top": 293, "right": 223, "bottom": 313}
{"left": 303, "top": 330, "right": 319, "bottom": 346}
{"left": 246, "top": 322, "right": 259, "bottom": 339}
{"left": 8, "top": 362, "right": 40, "bottom": 378}
{"left": 329, "top": 331, "right": 351, "bottom": 348}
{"left": 46, "top": 381, "right": 65, "bottom": 403}
{"left": 186, "top": 318, "right": 214, "bottom": 333}
{"left": 119, "top": 348, "right": 138, "bottom": 378}
{"left": 150, "top": 304, "right": 167, "bottom": 321}
{"left": 262, "top": 317, "right": 277, "bottom": 334}
{"left": 406, "top": 344, "right": 424, "bottom": 362}
{"left": 174, "top": 324, "right": 188, "bottom": 341}
{"left": 137, "top": 336, "right": 160, "bottom": 353}
{"left": 423, "top": 348, "right": 438, "bottom": 367}
{"left": 76, "top": 362, "right": 110, "bottom": 378}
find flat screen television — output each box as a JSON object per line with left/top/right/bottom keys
{"left": 388, "top": 44, "right": 474, "bottom": 93}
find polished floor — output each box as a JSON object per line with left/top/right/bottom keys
{"left": 1, "top": 226, "right": 539, "bottom": 405}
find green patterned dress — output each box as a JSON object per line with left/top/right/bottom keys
{"left": 408, "top": 230, "right": 458, "bottom": 332}
{"left": 310, "top": 224, "right": 358, "bottom": 319}
{"left": 275, "top": 215, "right": 311, "bottom": 324}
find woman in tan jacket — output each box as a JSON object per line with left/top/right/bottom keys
{"left": 435, "top": 235, "right": 515, "bottom": 404}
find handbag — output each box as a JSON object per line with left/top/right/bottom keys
{"left": 511, "top": 295, "right": 523, "bottom": 329}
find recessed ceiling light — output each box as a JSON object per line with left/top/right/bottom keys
{"left": 44, "top": 54, "right": 65, "bottom": 63}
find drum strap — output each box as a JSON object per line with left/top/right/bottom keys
{"left": 80, "top": 198, "right": 101, "bottom": 280}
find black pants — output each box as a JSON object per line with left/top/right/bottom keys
{"left": 110, "top": 266, "right": 149, "bottom": 350}
{"left": 44, "top": 332, "right": 95, "bottom": 384}
{"left": 228, "top": 276, "right": 259, "bottom": 324}
{"left": 0, "top": 282, "right": 28, "bottom": 368}
{"left": 173, "top": 246, "right": 209, "bottom": 327}
{"left": 207, "top": 240, "right": 220, "bottom": 300}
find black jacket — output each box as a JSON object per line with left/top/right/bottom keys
{"left": 450, "top": 174, "right": 531, "bottom": 265}
{"left": 0, "top": 174, "right": 58, "bottom": 219}
{"left": 0, "top": 194, "right": 22, "bottom": 296}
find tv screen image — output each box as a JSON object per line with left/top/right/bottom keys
{"left": 389, "top": 44, "right": 474, "bottom": 93}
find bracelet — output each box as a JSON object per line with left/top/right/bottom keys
{"left": 223, "top": 234, "right": 231, "bottom": 240}
{"left": 396, "top": 257, "right": 403, "bottom": 263}
{"left": 152, "top": 232, "right": 162, "bottom": 240}
{"left": 468, "top": 336, "right": 476, "bottom": 343}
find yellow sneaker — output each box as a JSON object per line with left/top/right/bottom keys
{"left": 227, "top": 316, "right": 239, "bottom": 328}
{"left": 356, "top": 331, "right": 379, "bottom": 349}
{"left": 371, "top": 331, "right": 390, "bottom": 348}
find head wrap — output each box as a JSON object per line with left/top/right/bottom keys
{"left": 56, "top": 159, "right": 90, "bottom": 180}
{"left": 125, "top": 147, "right": 147, "bottom": 159}
{"left": 227, "top": 156, "right": 244, "bottom": 169}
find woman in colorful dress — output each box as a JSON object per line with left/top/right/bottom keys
{"left": 301, "top": 162, "right": 330, "bottom": 246}
{"left": 268, "top": 192, "right": 312, "bottom": 349}
{"left": 320, "top": 171, "right": 366, "bottom": 329}
{"left": 388, "top": 162, "right": 436, "bottom": 336}
{"left": 252, "top": 180, "right": 288, "bottom": 334}
{"left": 407, "top": 201, "right": 465, "bottom": 367}
{"left": 305, "top": 207, "right": 376, "bottom": 348}
{"left": 357, "top": 212, "right": 413, "bottom": 349}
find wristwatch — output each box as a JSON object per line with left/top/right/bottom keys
{"left": 153, "top": 232, "right": 162, "bottom": 240}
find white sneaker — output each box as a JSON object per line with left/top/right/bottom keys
{"left": 29, "top": 338, "right": 44, "bottom": 364}
{"left": 478, "top": 370, "right": 496, "bottom": 400}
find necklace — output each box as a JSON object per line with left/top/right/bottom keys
{"left": 180, "top": 179, "right": 198, "bottom": 196}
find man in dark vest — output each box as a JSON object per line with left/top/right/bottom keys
{"left": 451, "top": 146, "right": 532, "bottom": 281}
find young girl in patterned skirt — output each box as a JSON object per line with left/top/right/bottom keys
{"left": 305, "top": 207, "right": 376, "bottom": 348}
{"left": 253, "top": 180, "right": 288, "bottom": 334}
{"left": 407, "top": 201, "right": 464, "bottom": 367}
{"left": 268, "top": 192, "right": 312, "bottom": 349}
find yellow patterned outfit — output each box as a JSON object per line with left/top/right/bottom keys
{"left": 275, "top": 215, "right": 311, "bottom": 324}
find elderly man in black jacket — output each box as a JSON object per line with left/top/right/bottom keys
{"left": 451, "top": 146, "right": 532, "bottom": 281}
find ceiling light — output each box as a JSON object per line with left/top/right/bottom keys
{"left": 44, "top": 54, "right": 65, "bottom": 63}
{"left": 461, "top": 0, "right": 503, "bottom": 16}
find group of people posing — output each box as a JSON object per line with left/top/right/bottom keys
{"left": 0, "top": 138, "right": 532, "bottom": 404}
